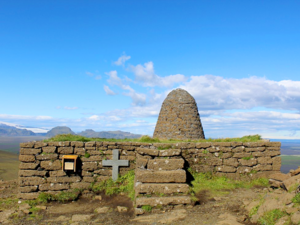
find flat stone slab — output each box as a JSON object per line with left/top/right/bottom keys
{"left": 147, "top": 159, "right": 184, "bottom": 170}
{"left": 159, "top": 149, "right": 181, "bottom": 156}
{"left": 72, "top": 214, "right": 93, "bottom": 222}
{"left": 131, "top": 209, "right": 187, "bottom": 224}
{"left": 136, "top": 196, "right": 191, "bottom": 207}
{"left": 269, "top": 172, "right": 290, "bottom": 182}
{"left": 135, "top": 169, "right": 186, "bottom": 183}
{"left": 136, "top": 183, "right": 189, "bottom": 194}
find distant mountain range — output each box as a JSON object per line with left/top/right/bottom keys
{"left": 0, "top": 122, "right": 142, "bottom": 139}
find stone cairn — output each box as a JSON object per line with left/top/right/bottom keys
{"left": 153, "top": 88, "right": 205, "bottom": 140}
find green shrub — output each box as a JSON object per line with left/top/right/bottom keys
{"left": 258, "top": 209, "right": 286, "bottom": 225}
{"left": 292, "top": 193, "right": 300, "bottom": 204}
{"left": 141, "top": 205, "right": 152, "bottom": 212}
{"left": 84, "top": 152, "right": 90, "bottom": 158}
{"left": 91, "top": 170, "right": 135, "bottom": 200}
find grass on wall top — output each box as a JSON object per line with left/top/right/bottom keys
{"left": 44, "top": 134, "right": 262, "bottom": 143}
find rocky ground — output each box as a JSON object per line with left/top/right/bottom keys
{"left": 1, "top": 173, "right": 300, "bottom": 225}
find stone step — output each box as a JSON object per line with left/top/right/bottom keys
{"left": 135, "top": 183, "right": 189, "bottom": 194}
{"left": 136, "top": 196, "right": 191, "bottom": 207}
{"left": 135, "top": 169, "right": 186, "bottom": 183}
{"left": 147, "top": 159, "right": 184, "bottom": 170}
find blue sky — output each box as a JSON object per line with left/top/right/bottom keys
{"left": 1, "top": 0, "right": 300, "bottom": 139}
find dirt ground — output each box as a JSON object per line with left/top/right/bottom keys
{"left": 0, "top": 179, "right": 267, "bottom": 225}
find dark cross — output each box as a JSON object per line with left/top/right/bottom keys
{"left": 102, "top": 149, "right": 129, "bottom": 181}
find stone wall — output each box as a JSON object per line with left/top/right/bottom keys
{"left": 18, "top": 140, "right": 281, "bottom": 200}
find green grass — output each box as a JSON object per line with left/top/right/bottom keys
{"left": 0, "top": 197, "right": 18, "bottom": 211}
{"left": 44, "top": 134, "right": 262, "bottom": 143}
{"left": 292, "top": 193, "right": 300, "bottom": 205}
{"left": 258, "top": 209, "right": 286, "bottom": 225}
{"left": 36, "top": 189, "right": 80, "bottom": 203}
{"left": 91, "top": 170, "right": 135, "bottom": 200}
{"left": 189, "top": 169, "right": 269, "bottom": 197}
{"left": 141, "top": 205, "right": 152, "bottom": 212}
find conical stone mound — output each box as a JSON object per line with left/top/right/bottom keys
{"left": 153, "top": 88, "right": 205, "bottom": 140}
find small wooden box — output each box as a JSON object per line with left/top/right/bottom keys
{"left": 62, "top": 155, "right": 78, "bottom": 172}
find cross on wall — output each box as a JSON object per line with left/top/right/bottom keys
{"left": 102, "top": 149, "right": 129, "bottom": 181}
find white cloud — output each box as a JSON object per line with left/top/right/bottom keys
{"left": 129, "top": 61, "right": 186, "bottom": 87}
{"left": 114, "top": 54, "right": 131, "bottom": 66}
{"left": 95, "top": 75, "right": 102, "bottom": 80}
{"left": 179, "top": 75, "right": 300, "bottom": 111}
{"left": 105, "top": 70, "right": 146, "bottom": 106}
{"left": 104, "top": 85, "right": 117, "bottom": 96}
{"left": 64, "top": 107, "right": 78, "bottom": 110}
{"left": 86, "top": 71, "right": 94, "bottom": 76}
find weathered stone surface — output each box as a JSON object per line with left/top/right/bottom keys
{"left": 283, "top": 174, "right": 300, "bottom": 191}
{"left": 72, "top": 214, "right": 93, "bottom": 222}
{"left": 232, "top": 146, "right": 245, "bottom": 152}
{"left": 36, "top": 154, "right": 58, "bottom": 161}
{"left": 265, "top": 142, "right": 281, "bottom": 147}
{"left": 82, "top": 170, "right": 93, "bottom": 177}
{"left": 136, "top": 196, "right": 191, "bottom": 207}
{"left": 245, "top": 147, "right": 265, "bottom": 152}
{"left": 19, "top": 186, "right": 38, "bottom": 193}
{"left": 132, "top": 209, "right": 187, "bottom": 223}
{"left": 223, "top": 158, "right": 239, "bottom": 167}
{"left": 136, "top": 158, "right": 148, "bottom": 169}
{"left": 95, "top": 206, "right": 110, "bottom": 214}
{"left": 57, "top": 141, "right": 70, "bottom": 147}
{"left": 19, "top": 177, "right": 46, "bottom": 186}
{"left": 40, "top": 160, "right": 61, "bottom": 170}
{"left": 237, "top": 166, "right": 252, "bottom": 174}
{"left": 39, "top": 183, "right": 69, "bottom": 191}
{"left": 264, "top": 150, "right": 281, "bottom": 157}
{"left": 212, "top": 142, "right": 231, "bottom": 147}
{"left": 46, "top": 176, "right": 81, "bottom": 183}
{"left": 159, "top": 149, "right": 181, "bottom": 156}
{"left": 272, "top": 157, "right": 281, "bottom": 171}
{"left": 94, "top": 169, "right": 112, "bottom": 176}
{"left": 71, "top": 141, "right": 84, "bottom": 147}
{"left": 153, "top": 88, "right": 205, "bottom": 140}
{"left": 291, "top": 212, "right": 300, "bottom": 225}
{"left": 195, "top": 143, "right": 211, "bottom": 148}
{"left": 82, "top": 162, "right": 98, "bottom": 171}
{"left": 19, "top": 162, "right": 39, "bottom": 170}
{"left": 136, "top": 148, "right": 158, "bottom": 156}
{"left": 205, "top": 157, "right": 223, "bottom": 166}
{"left": 231, "top": 142, "right": 243, "bottom": 147}
{"left": 269, "top": 173, "right": 290, "bottom": 182}
{"left": 219, "top": 153, "right": 232, "bottom": 159}
{"left": 71, "top": 182, "right": 91, "bottom": 189}
{"left": 20, "top": 148, "right": 41, "bottom": 155}
{"left": 136, "top": 183, "right": 189, "bottom": 194}
{"left": 42, "top": 146, "right": 56, "bottom": 153}
{"left": 117, "top": 206, "right": 128, "bottom": 212}
{"left": 49, "top": 171, "right": 67, "bottom": 177}
{"left": 233, "top": 153, "right": 251, "bottom": 158}
{"left": 216, "top": 166, "right": 237, "bottom": 173}
{"left": 253, "top": 164, "right": 272, "bottom": 171}
{"left": 291, "top": 167, "right": 300, "bottom": 176}
{"left": 147, "top": 159, "right": 184, "bottom": 171}
{"left": 252, "top": 152, "right": 263, "bottom": 157}
{"left": 135, "top": 169, "right": 186, "bottom": 183}
{"left": 257, "top": 157, "right": 272, "bottom": 165}
{"left": 83, "top": 177, "right": 95, "bottom": 183}
{"left": 238, "top": 158, "right": 257, "bottom": 166}
{"left": 34, "top": 142, "right": 47, "bottom": 148}
{"left": 57, "top": 147, "right": 73, "bottom": 154}
{"left": 19, "top": 155, "right": 35, "bottom": 162}
{"left": 20, "top": 142, "right": 34, "bottom": 148}
{"left": 18, "top": 192, "right": 39, "bottom": 199}
{"left": 81, "top": 156, "right": 102, "bottom": 162}
{"left": 191, "top": 165, "right": 214, "bottom": 173}
{"left": 19, "top": 170, "right": 47, "bottom": 177}
{"left": 74, "top": 147, "right": 85, "bottom": 155}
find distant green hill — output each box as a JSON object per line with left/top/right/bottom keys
{"left": 46, "top": 126, "right": 75, "bottom": 137}
{"left": 78, "top": 129, "right": 142, "bottom": 139}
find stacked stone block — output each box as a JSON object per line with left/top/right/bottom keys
{"left": 18, "top": 140, "right": 281, "bottom": 200}
{"left": 134, "top": 144, "right": 191, "bottom": 212}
